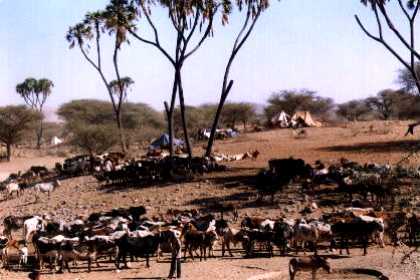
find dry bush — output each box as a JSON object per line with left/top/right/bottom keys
{"left": 131, "top": 126, "right": 162, "bottom": 146}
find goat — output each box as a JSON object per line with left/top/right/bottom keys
{"left": 23, "top": 216, "right": 44, "bottom": 244}
{"left": 4, "top": 215, "right": 34, "bottom": 239}
{"left": 4, "top": 182, "right": 21, "bottom": 199}
{"left": 34, "top": 180, "right": 61, "bottom": 200}
{"left": 18, "top": 245, "right": 29, "bottom": 268}
{"left": 289, "top": 256, "right": 331, "bottom": 280}
{"left": 59, "top": 243, "right": 99, "bottom": 273}
{"left": 221, "top": 228, "right": 246, "bottom": 257}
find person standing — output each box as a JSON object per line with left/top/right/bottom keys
{"left": 168, "top": 229, "right": 182, "bottom": 279}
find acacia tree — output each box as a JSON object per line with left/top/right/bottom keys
{"left": 355, "top": 0, "right": 420, "bottom": 133}
{"left": 0, "top": 106, "right": 40, "bottom": 161}
{"left": 205, "top": 0, "right": 269, "bottom": 157}
{"left": 336, "top": 100, "right": 370, "bottom": 121}
{"left": 365, "top": 89, "right": 408, "bottom": 120}
{"left": 66, "top": 0, "right": 136, "bottom": 153}
{"left": 16, "top": 78, "right": 53, "bottom": 148}
{"left": 397, "top": 62, "right": 420, "bottom": 94}
{"left": 221, "top": 103, "right": 256, "bottom": 129}
{"left": 125, "top": 0, "right": 222, "bottom": 158}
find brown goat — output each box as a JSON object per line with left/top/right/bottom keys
{"left": 289, "top": 256, "right": 331, "bottom": 280}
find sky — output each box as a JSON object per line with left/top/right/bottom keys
{"left": 0, "top": 0, "right": 414, "bottom": 118}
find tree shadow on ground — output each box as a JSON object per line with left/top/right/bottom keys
{"left": 98, "top": 180, "right": 178, "bottom": 194}
{"left": 319, "top": 140, "right": 420, "bottom": 153}
{"left": 98, "top": 167, "right": 259, "bottom": 194}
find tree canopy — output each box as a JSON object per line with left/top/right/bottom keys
{"left": 264, "top": 89, "right": 334, "bottom": 121}
{"left": 0, "top": 106, "right": 41, "bottom": 161}
{"left": 336, "top": 100, "right": 370, "bottom": 121}
{"left": 16, "top": 77, "right": 54, "bottom": 148}
{"left": 58, "top": 99, "right": 164, "bottom": 130}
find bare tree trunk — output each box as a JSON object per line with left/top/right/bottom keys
{"left": 113, "top": 41, "right": 128, "bottom": 154}
{"left": 177, "top": 71, "right": 192, "bottom": 158}
{"left": 116, "top": 111, "right": 127, "bottom": 154}
{"left": 36, "top": 119, "right": 43, "bottom": 149}
{"left": 167, "top": 71, "right": 179, "bottom": 157}
{"left": 6, "top": 143, "right": 11, "bottom": 162}
{"left": 206, "top": 81, "right": 234, "bottom": 157}
{"left": 205, "top": 4, "right": 262, "bottom": 158}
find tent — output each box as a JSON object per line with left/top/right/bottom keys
{"left": 291, "top": 111, "right": 322, "bottom": 128}
{"left": 149, "top": 134, "right": 184, "bottom": 150}
{"left": 51, "top": 136, "right": 63, "bottom": 146}
{"left": 270, "top": 111, "right": 291, "bottom": 128}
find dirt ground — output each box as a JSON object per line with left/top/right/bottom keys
{"left": 1, "top": 121, "right": 420, "bottom": 280}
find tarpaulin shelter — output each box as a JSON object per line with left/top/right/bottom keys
{"left": 149, "top": 134, "right": 184, "bottom": 150}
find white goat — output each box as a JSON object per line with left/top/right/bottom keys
{"left": 5, "top": 182, "right": 20, "bottom": 199}
{"left": 23, "top": 216, "right": 44, "bottom": 243}
{"left": 34, "top": 180, "right": 61, "bottom": 199}
{"left": 18, "top": 246, "right": 28, "bottom": 268}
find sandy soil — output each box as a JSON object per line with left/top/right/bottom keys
{"left": 1, "top": 121, "right": 420, "bottom": 280}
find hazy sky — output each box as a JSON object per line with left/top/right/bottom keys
{"left": 0, "top": 0, "right": 414, "bottom": 114}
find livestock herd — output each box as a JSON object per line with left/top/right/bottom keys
{"left": 0, "top": 152, "right": 227, "bottom": 201}
{"left": 0, "top": 204, "right": 410, "bottom": 274}
{"left": 0, "top": 155, "right": 419, "bottom": 279}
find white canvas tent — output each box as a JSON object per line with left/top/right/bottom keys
{"left": 51, "top": 136, "right": 63, "bottom": 146}
{"left": 271, "top": 111, "right": 291, "bottom": 128}
{"left": 291, "top": 111, "right": 322, "bottom": 128}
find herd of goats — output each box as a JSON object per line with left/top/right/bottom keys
{"left": 0, "top": 153, "right": 419, "bottom": 277}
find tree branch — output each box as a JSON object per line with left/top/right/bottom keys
{"left": 355, "top": 15, "right": 412, "bottom": 70}
{"left": 398, "top": 0, "right": 411, "bottom": 21}
{"left": 376, "top": 1, "right": 420, "bottom": 60}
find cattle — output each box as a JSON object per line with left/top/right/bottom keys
{"left": 331, "top": 219, "right": 383, "bottom": 255}
{"left": 181, "top": 223, "right": 218, "bottom": 261}
{"left": 241, "top": 228, "right": 274, "bottom": 257}
{"left": 289, "top": 256, "right": 331, "bottom": 280}
{"left": 241, "top": 217, "right": 275, "bottom": 231}
{"left": 34, "top": 180, "right": 61, "bottom": 199}
{"left": 407, "top": 214, "right": 420, "bottom": 245}
{"left": 30, "top": 166, "right": 49, "bottom": 177}
{"left": 356, "top": 215, "right": 385, "bottom": 248}
{"left": 156, "top": 228, "right": 182, "bottom": 261}
{"left": 255, "top": 158, "right": 313, "bottom": 202}
{"left": 308, "top": 221, "right": 333, "bottom": 245}
{"left": 220, "top": 228, "right": 246, "bottom": 257}
{"left": 291, "top": 220, "right": 319, "bottom": 255}
{"left": 273, "top": 220, "right": 294, "bottom": 255}
{"left": 114, "top": 232, "right": 160, "bottom": 269}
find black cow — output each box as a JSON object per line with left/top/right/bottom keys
{"left": 241, "top": 228, "right": 274, "bottom": 257}
{"left": 331, "top": 220, "right": 383, "bottom": 255}
{"left": 114, "top": 233, "right": 160, "bottom": 269}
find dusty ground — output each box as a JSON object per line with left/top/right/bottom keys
{"left": 1, "top": 121, "right": 420, "bottom": 280}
